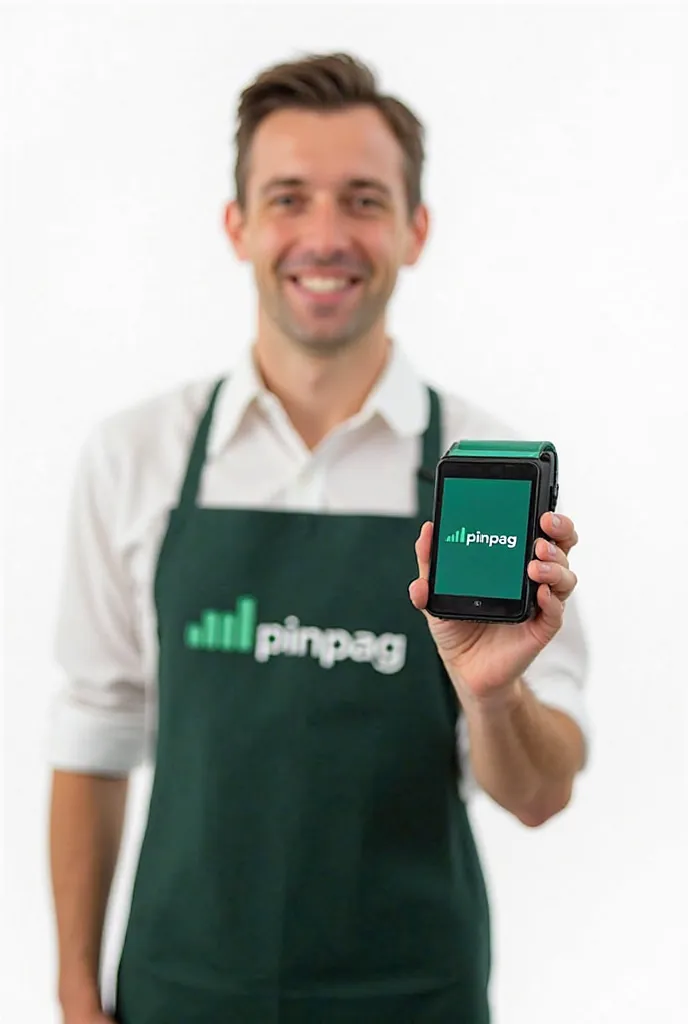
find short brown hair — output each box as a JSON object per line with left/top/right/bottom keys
{"left": 233, "top": 52, "right": 426, "bottom": 218}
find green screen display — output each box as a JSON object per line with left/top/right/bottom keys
{"left": 435, "top": 477, "right": 533, "bottom": 599}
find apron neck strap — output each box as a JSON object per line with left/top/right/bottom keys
{"left": 179, "top": 377, "right": 225, "bottom": 511}
{"left": 416, "top": 386, "right": 441, "bottom": 521}
{"left": 179, "top": 378, "right": 442, "bottom": 518}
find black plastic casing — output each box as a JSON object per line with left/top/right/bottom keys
{"left": 426, "top": 452, "right": 559, "bottom": 624}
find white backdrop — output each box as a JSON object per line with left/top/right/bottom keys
{"left": 2, "top": 3, "right": 687, "bottom": 1023}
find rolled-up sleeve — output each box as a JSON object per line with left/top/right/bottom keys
{"left": 520, "top": 591, "right": 591, "bottom": 763}
{"left": 46, "top": 424, "right": 148, "bottom": 775}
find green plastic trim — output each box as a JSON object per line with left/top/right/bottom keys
{"left": 445, "top": 440, "right": 556, "bottom": 460}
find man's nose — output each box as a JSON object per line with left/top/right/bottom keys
{"left": 301, "top": 198, "right": 351, "bottom": 254}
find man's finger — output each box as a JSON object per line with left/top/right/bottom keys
{"left": 534, "top": 583, "right": 565, "bottom": 640}
{"left": 534, "top": 536, "right": 569, "bottom": 570}
{"left": 542, "top": 512, "right": 579, "bottom": 555}
{"left": 552, "top": 567, "right": 578, "bottom": 603}
{"left": 409, "top": 576, "right": 429, "bottom": 611}
{"left": 528, "top": 561, "right": 578, "bottom": 602}
{"left": 414, "top": 521, "right": 433, "bottom": 581}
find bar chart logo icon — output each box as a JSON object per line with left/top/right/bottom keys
{"left": 446, "top": 527, "right": 467, "bottom": 543}
{"left": 184, "top": 595, "right": 257, "bottom": 653}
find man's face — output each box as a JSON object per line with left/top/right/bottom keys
{"left": 225, "top": 106, "right": 429, "bottom": 356}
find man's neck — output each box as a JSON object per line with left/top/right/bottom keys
{"left": 253, "top": 331, "right": 391, "bottom": 450}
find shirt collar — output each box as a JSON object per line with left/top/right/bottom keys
{"left": 358, "top": 342, "right": 429, "bottom": 437}
{"left": 206, "top": 346, "right": 265, "bottom": 458}
{"left": 207, "top": 340, "right": 429, "bottom": 458}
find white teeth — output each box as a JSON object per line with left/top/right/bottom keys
{"left": 296, "top": 277, "right": 351, "bottom": 293}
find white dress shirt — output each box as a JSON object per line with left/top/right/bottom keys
{"left": 46, "top": 343, "right": 590, "bottom": 800}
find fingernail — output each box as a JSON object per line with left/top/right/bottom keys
{"left": 539, "top": 562, "right": 551, "bottom": 574}
{"left": 552, "top": 514, "right": 561, "bottom": 528}
{"left": 549, "top": 542, "right": 558, "bottom": 558}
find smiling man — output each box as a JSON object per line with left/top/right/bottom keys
{"left": 48, "top": 52, "right": 590, "bottom": 1024}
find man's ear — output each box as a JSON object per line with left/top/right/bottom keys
{"left": 223, "top": 200, "right": 250, "bottom": 262}
{"left": 403, "top": 203, "right": 431, "bottom": 267}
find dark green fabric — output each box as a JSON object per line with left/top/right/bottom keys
{"left": 114, "top": 381, "right": 491, "bottom": 1023}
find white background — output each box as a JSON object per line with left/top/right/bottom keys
{"left": 2, "top": 3, "right": 687, "bottom": 1022}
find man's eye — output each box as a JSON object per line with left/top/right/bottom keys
{"left": 269, "top": 194, "right": 381, "bottom": 210}
{"left": 353, "top": 196, "right": 383, "bottom": 210}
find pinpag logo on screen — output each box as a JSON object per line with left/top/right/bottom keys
{"left": 444, "top": 526, "right": 518, "bottom": 549}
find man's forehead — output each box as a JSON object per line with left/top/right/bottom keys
{"left": 248, "top": 107, "right": 404, "bottom": 188}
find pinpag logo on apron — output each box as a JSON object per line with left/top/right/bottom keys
{"left": 184, "top": 595, "right": 408, "bottom": 675}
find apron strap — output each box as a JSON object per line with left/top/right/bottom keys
{"left": 178, "top": 377, "right": 225, "bottom": 511}
{"left": 178, "top": 378, "right": 442, "bottom": 517}
{"left": 416, "top": 386, "right": 442, "bottom": 521}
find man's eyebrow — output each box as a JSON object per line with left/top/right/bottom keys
{"left": 260, "top": 177, "right": 306, "bottom": 195}
{"left": 259, "top": 177, "right": 392, "bottom": 196}
{"left": 346, "top": 178, "right": 392, "bottom": 196}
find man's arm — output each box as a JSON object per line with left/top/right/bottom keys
{"left": 462, "top": 677, "right": 585, "bottom": 826}
{"left": 49, "top": 771, "right": 128, "bottom": 1021}
{"left": 411, "top": 510, "right": 590, "bottom": 821}
{"left": 47, "top": 424, "right": 148, "bottom": 1022}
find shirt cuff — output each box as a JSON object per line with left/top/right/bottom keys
{"left": 524, "top": 672, "right": 592, "bottom": 770}
{"left": 45, "top": 697, "right": 147, "bottom": 775}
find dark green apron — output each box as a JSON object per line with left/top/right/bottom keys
{"left": 114, "top": 381, "right": 491, "bottom": 1023}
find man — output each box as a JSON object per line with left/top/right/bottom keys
{"left": 48, "top": 52, "right": 590, "bottom": 1024}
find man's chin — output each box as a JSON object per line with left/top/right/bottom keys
{"left": 292, "top": 333, "right": 358, "bottom": 357}
{"left": 282, "top": 322, "right": 365, "bottom": 356}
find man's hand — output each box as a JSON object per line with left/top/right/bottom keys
{"left": 409, "top": 511, "right": 579, "bottom": 706}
